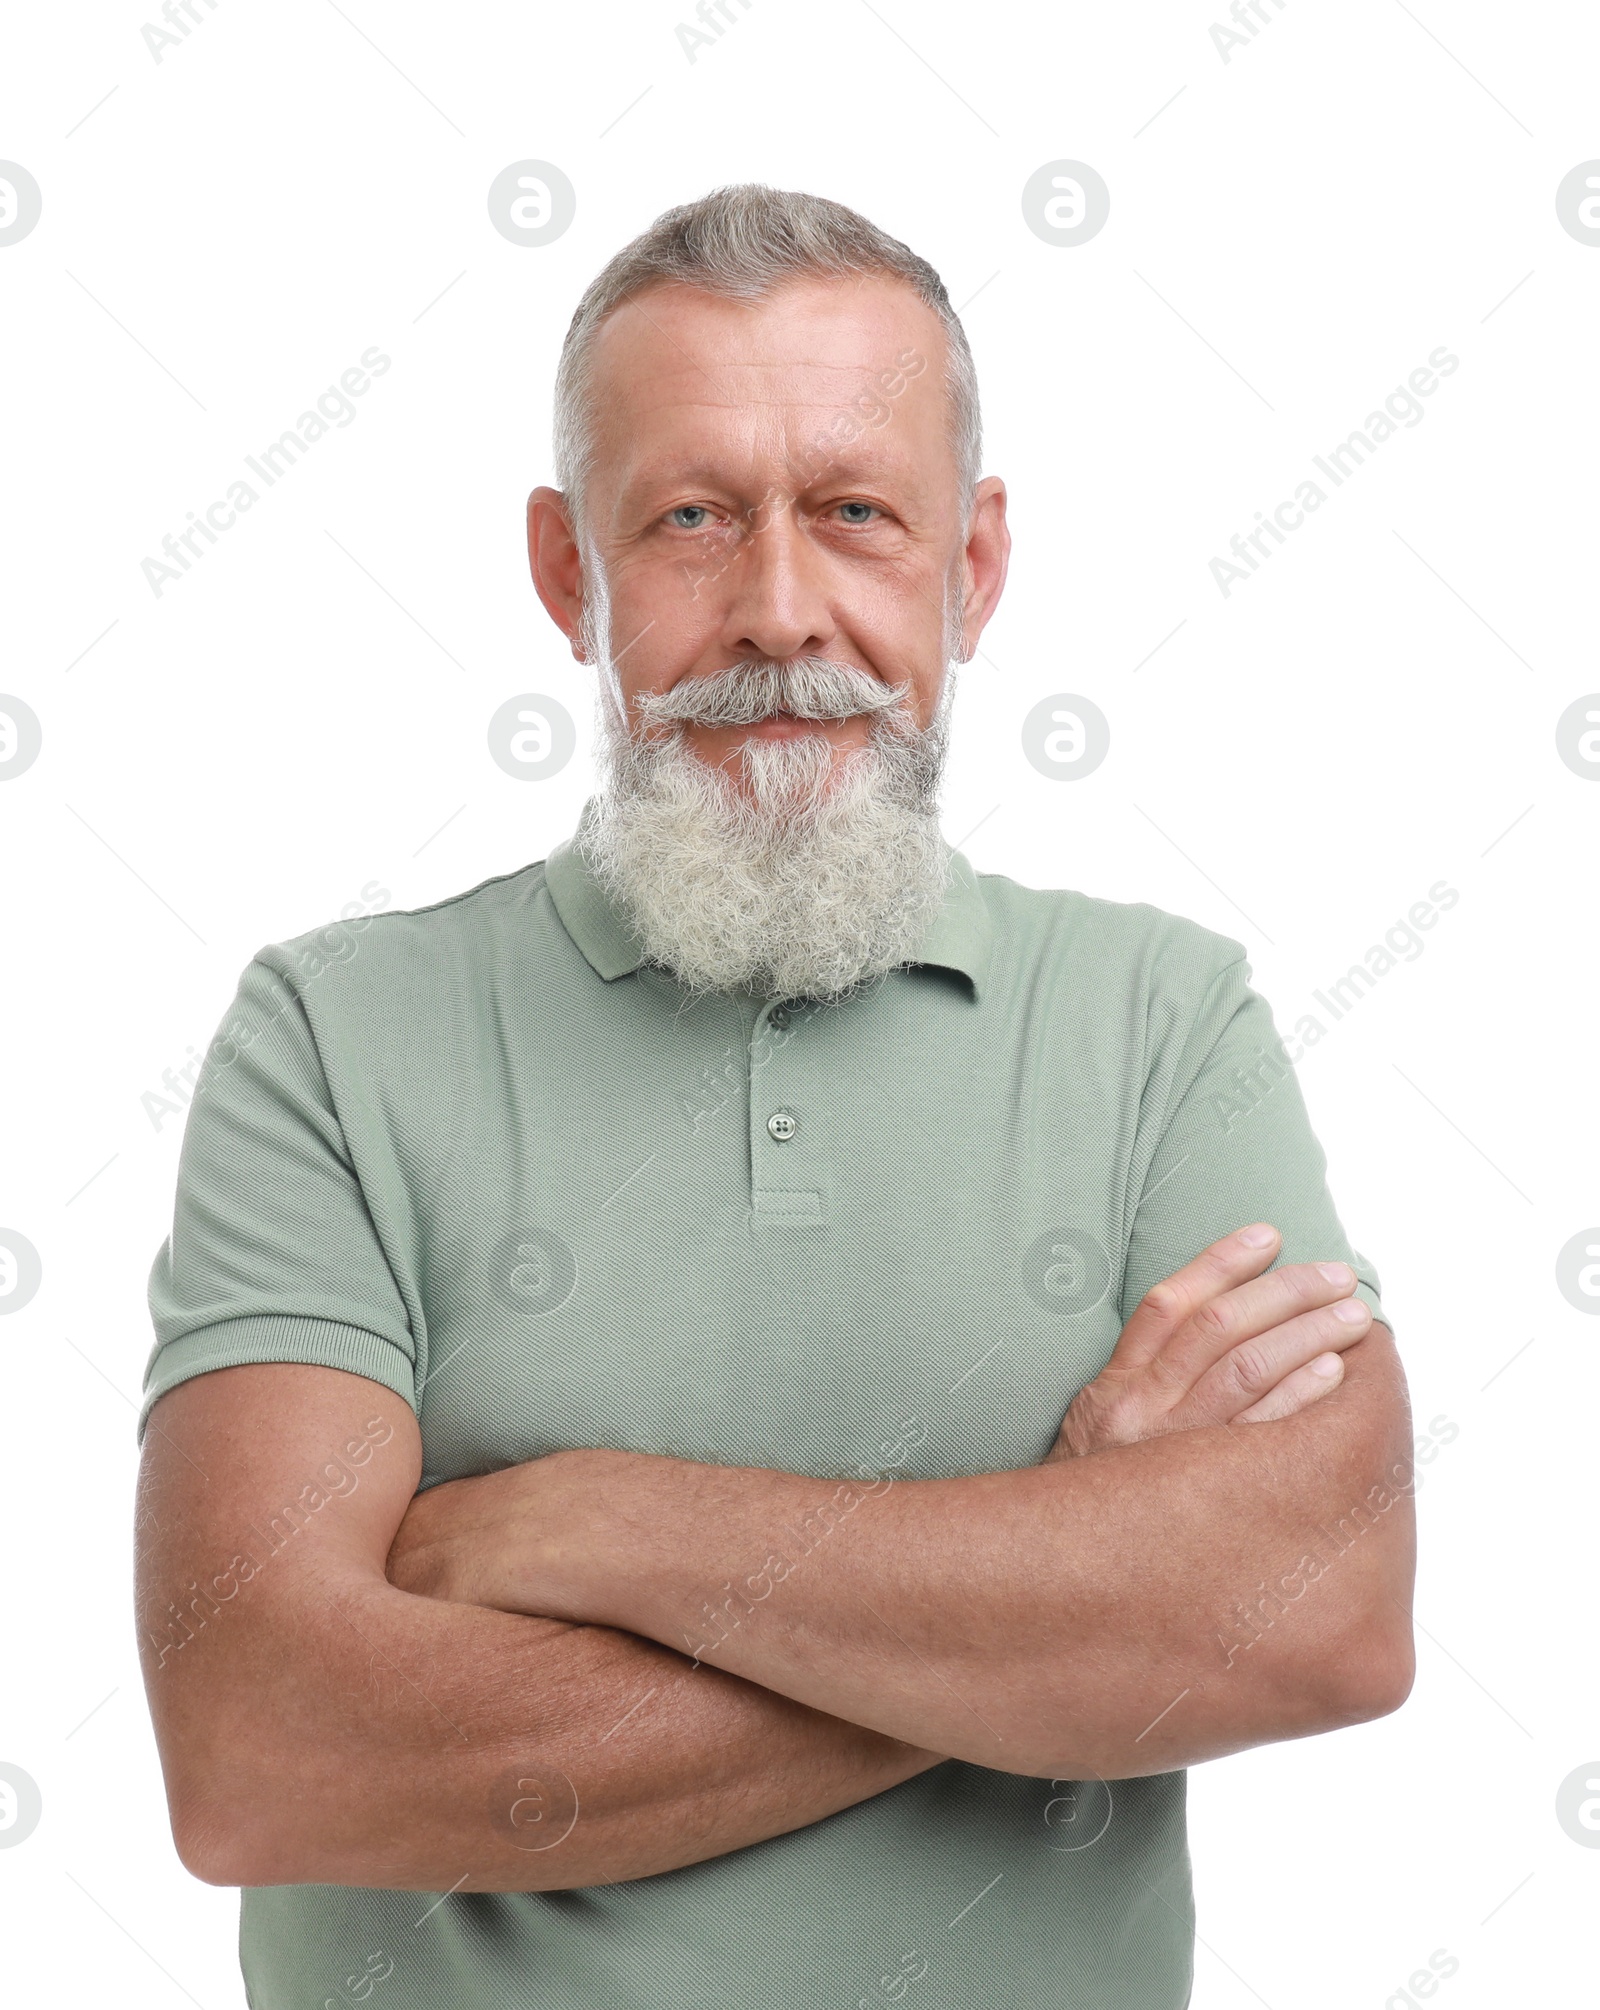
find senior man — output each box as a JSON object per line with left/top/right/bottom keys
{"left": 136, "top": 185, "right": 1415, "bottom": 2010}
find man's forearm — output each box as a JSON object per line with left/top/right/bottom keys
{"left": 137, "top": 1371, "right": 942, "bottom": 1894}
{"left": 479, "top": 1330, "right": 1416, "bottom": 1778}
{"left": 169, "top": 1580, "right": 941, "bottom": 1890}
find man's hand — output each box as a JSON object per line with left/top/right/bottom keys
{"left": 385, "top": 1460, "right": 554, "bottom": 1609}
{"left": 1050, "top": 1221, "right": 1373, "bottom": 1459}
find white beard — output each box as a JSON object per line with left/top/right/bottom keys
{"left": 574, "top": 607, "right": 962, "bottom": 1003}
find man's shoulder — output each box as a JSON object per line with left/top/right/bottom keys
{"left": 353, "top": 856, "right": 553, "bottom": 937}
{"left": 249, "top": 857, "right": 559, "bottom": 1012}
{"left": 971, "top": 863, "right": 1250, "bottom": 1000}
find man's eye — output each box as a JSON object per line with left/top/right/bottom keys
{"left": 667, "top": 505, "right": 715, "bottom": 530}
{"left": 836, "top": 501, "right": 880, "bottom": 525}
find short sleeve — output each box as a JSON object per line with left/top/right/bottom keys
{"left": 138, "top": 954, "right": 420, "bottom": 1447}
{"left": 1121, "top": 953, "right": 1393, "bottom": 1340}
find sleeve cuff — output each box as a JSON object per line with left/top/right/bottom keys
{"left": 137, "top": 1314, "right": 419, "bottom": 1448}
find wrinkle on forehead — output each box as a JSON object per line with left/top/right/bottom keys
{"left": 618, "top": 366, "right": 911, "bottom": 411}
{"left": 582, "top": 279, "right": 953, "bottom": 525}
{"left": 586, "top": 274, "right": 944, "bottom": 419}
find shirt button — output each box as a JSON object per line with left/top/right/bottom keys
{"left": 769, "top": 1004, "right": 791, "bottom": 1029}
{"left": 767, "top": 1111, "right": 798, "bottom": 1142}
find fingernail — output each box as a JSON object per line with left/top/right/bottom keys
{"left": 1239, "top": 1224, "right": 1277, "bottom": 1247}
{"left": 1332, "top": 1299, "right": 1369, "bottom": 1324}
{"left": 1310, "top": 1353, "right": 1342, "bottom": 1378}
{"left": 1317, "top": 1261, "right": 1354, "bottom": 1285}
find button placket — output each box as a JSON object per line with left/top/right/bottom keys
{"left": 749, "top": 999, "right": 822, "bottom": 1221}
{"left": 755, "top": 1003, "right": 799, "bottom": 1149}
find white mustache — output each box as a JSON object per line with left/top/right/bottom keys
{"left": 635, "top": 657, "right": 911, "bottom": 729}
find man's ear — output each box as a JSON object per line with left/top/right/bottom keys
{"left": 955, "top": 476, "right": 1011, "bottom": 662}
{"left": 526, "top": 486, "right": 587, "bottom": 661}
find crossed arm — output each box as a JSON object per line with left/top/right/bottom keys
{"left": 137, "top": 1226, "right": 1416, "bottom": 1892}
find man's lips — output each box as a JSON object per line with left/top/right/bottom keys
{"left": 739, "top": 711, "right": 844, "bottom": 738}
{"left": 668, "top": 711, "right": 859, "bottom": 742}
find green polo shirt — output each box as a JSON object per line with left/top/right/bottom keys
{"left": 140, "top": 804, "right": 1390, "bottom": 2010}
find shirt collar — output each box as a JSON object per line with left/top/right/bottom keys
{"left": 544, "top": 798, "right": 991, "bottom": 999}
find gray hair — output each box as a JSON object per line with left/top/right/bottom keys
{"left": 551, "top": 183, "right": 981, "bottom": 545}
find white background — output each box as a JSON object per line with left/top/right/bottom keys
{"left": 2, "top": 1, "right": 1596, "bottom": 2004}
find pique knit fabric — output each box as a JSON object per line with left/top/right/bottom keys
{"left": 140, "top": 801, "right": 1390, "bottom": 2010}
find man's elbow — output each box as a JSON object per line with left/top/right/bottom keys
{"left": 172, "top": 1795, "right": 252, "bottom": 1887}
{"left": 1319, "top": 1606, "right": 1416, "bottom": 1727}
{"left": 170, "top": 1776, "right": 287, "bottom": 1889}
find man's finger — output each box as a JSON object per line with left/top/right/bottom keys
{"left": 1231, "top": 1351, "right": 1345, "bottom": 1423}
{"left": 1167, "top": 1296, "right": 1371, "bottom": 1430}
{"left": 1157, "top": 1260, "right": 1366, "bottom": 1397}
{"left": 1111, "top": 1223, "right": 1282, "bottom": 1370}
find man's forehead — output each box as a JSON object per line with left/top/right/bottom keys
{"left": 614, "top": 434, "right": 927, "bottom": 501}
{"left": 611, "top": 360, "right": 915, "bottom": 405}
{"left": 588, "top": 273, "right": 942, "bottom": 382}
{"left": 604, "top": 383, "right": 939, "bottom": 494}
{"left": 587, "top": 280, "right": 946, "bottom": 491}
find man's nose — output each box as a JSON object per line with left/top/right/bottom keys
{"left": 716, "top": 503, "right": 838, "bottom": 666}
